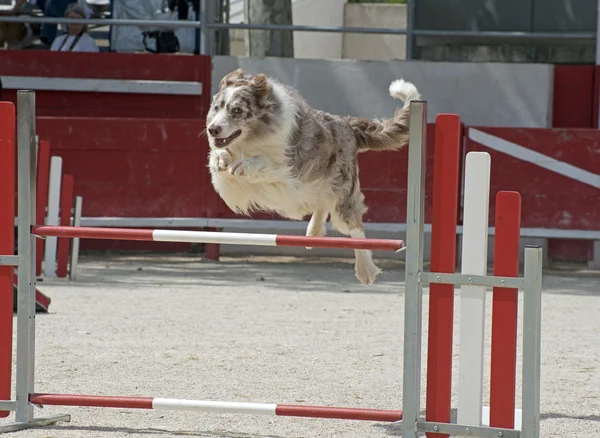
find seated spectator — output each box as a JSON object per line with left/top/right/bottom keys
{"left": 50, "top": 3, "right": 99, "bottom": 52}
{"left": 10, "top": 0, "right": 91, "bottom": 46}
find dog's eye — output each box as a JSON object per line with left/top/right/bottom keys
{"left": 213, "top": 105, "right": 219, "bottom": 112}
{"left": 231, "top": 107, "right": 243, "bottom": 115}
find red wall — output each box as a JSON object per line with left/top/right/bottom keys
{"left": 467, "top": 126, "right": 600, "bottom": 262}
{"left": 0, "top": 50, "right": 211, "bottom": 118}
{"left": 550, "top": 65, "right": 598, "bottom": 261}
{"left": 552, "top": 65, "right": 595, "bottom": 129}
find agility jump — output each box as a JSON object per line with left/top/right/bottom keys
{"left": 0, "top": 90, "right": 542, "bottom": 438}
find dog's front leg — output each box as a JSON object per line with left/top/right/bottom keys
{"left": 229, "top": 155, "right": 276, "bottom": 182}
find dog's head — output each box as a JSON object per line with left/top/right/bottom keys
{"left": 206, "top": 68, "right": 275, "bottom": 148}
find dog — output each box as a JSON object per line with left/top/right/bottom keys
{"left": 206, "top": 68, "right": 421, "bottom": 285}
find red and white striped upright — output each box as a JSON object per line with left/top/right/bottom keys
{"left": 32, "top": 226, "right": 405, "bottom": 252}
{"left": 29, "top": 393, "right": 402, "bottom": 422}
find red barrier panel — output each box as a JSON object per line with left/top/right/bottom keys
{"left": 552, "top": 65, "right": 594, "bottom": 128}
{"left": 594, "top": 66, "right": 600, "bottom": 129}
{"left": 425, "top": 115, "right": 462, "bottom": 438}
{"left": 35, "top": 140, "right": 51, "bottom": 277}
{"left": 36, "top": 117, "right": 211, "bottom": 252}
{"left": 0, "top": 102, "right": 15, "bottom": 418}
{"left": 57, "top": 175, "right": 74, "bottom": 278}
{"left": 466, "top": 126, "right": 600, "bottom": 262}
{"left": 0, "top": 51, "right": 211, "bottom": 119}
{"left": 490, "top": 191, "right": 521, "bottom": 428}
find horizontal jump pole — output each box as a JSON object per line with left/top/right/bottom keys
{"left": 29, "top": 393, "right": 402, "bottom": 422}
{"left": 31, "top": 226, "right": 405, "bottom": 252}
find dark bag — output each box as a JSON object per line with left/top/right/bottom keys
{"left": 142, "top": 30, "right": 180, "bottom": 53}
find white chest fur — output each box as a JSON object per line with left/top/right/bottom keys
{"left": 209, "top": 148, "right": 319, "bottom": 220}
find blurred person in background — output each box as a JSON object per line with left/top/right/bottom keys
{"left": 9, "top": 0, "right": 91, "bottom": 46}
{"left": 50, "top": 2, "right": 98, "bottom": 51}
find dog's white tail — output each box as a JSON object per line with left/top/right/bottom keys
{"left": 389, "top": 79, "right": 421, "bottom": 106}
{"left": 349, "top": 78, "right": 421, "bottom": 152}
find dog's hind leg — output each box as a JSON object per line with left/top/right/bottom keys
{"left": 305, "top": 208, "right": 328, "bottom": 250}
{"left": 330, "top": 196, "right": 381, "bottom": 286}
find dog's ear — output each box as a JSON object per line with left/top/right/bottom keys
{"left": 219, "top": 68, "right": 244, "bottom": 90}
{"left": 252, "top": 73, "right": 269, "bottom": 98}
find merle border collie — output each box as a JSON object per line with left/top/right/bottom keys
{"left": 206, "top": 68, "right": 421, "bottom": 285}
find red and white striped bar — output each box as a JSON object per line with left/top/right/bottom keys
{"left": 32, "top": 226, "right": 405, "bottom": 252}
{"left": 29, "top": 393, "right": 402, "bottom": 422}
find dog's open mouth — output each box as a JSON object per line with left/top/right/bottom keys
{"left": 213, "top": 130, "right": 242, "bottom": 147}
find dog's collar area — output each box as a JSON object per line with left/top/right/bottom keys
{"left": 213, "top": 130, "right": 242, "bottom": 147}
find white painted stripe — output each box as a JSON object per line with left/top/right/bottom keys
{"left": 457, "top": 152, "right": 491, "bottom": 426}
{"left": 152, "top": 230, "right": 277, "bottom": 246}
{"left": 43, "top": 157, "right": 62, "bottom": 278}
{"left": 469, "top": 128, "right": 600, "bottom": 190}
{"left": 481, "top": 406, "right": 522, "bottom": 431}
{"left": 152, "top": 398, "right": 277, "bottom": 415}
{"left": 2, "top": 76, "right": 203, "bottom": 96}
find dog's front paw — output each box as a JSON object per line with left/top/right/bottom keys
{"left": 228, "top": 159, "right": 246, "bottom": 176}
{"left": 216, "top": 150, "right": 233, "bottom": 172}
{"left": 229, "top": 157, "right": 260, "bottom": 177}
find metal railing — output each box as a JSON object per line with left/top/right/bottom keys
{"left": 0, "top": 0, "right": 597, "bottom": 60}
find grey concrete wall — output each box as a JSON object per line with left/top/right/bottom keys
{"left": 342, "top": 3, "right": 407, "bottom": 61}
{"left": 212, "top": 56, "right": 554, "bottom": 128}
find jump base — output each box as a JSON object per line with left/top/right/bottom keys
{"left": 0, "top": 414, "right": 71, "bottom": 433}
{"left": 12, "top": 276, "right": 51, "bottom": 313}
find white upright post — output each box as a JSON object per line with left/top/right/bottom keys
{"left": 69, "top": 196, "right": 83, "bottom": 280}
{"left": 43, "top": 156, "right": 62, "bottom": 277}
{"left": 457, "top": 151, "right": 491, "bottom": 426}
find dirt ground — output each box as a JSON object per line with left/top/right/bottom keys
{"left": 2, "top": 253, "right": 599, "bottom": 437}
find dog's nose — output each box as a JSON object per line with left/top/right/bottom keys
{"left": 208, "top": 125, "right": 222, "bottom": 137}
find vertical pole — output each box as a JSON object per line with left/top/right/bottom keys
{"left": 457, "top": 151, "right": 491, "bottom": 426}
{"left": 521, "top": 246, "right": 543, "bottom": 438}
{"left": 69, "top": 196, "right": 83, "bottom": 281}
{"left": 15, "top": 90, "right": 37, "bottom": 423}
{"left": 401, "top": 100, "right": 427, "bottom": 438}
{"left": 35, "top": 140, "right": 51, "bottom": 278}
{"left": 405, "top": 0, "right": 416, "bottom": 60}
{"left": 200, "top": 0, "right": 216, "bottom": 55}
{"left": 0, "top": 102, "right": 16, "bottom": 418}
{"left": 43, "top": 156, "right": 62, "bottom": 277}
{"left": 425, "top": 114, "right": 461, "bottom": 437}
{"left": 57, "top": 175, "right": 74, "bottom": 278}
{"left": 596, "top": 0, "right": 600, "bottom": 127}
{"left": 490, "top": 191, "right": 521, "bottom": 428}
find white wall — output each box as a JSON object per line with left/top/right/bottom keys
{"left": 212, "top": 56, "right": 554, "bottom": 128}
{"left": 342, "top": 3, "right": 407, "bottom": 61}
{"left": 292, "top": 0, "right": 346, "bottom": 59}
{"left": 228, "top": 0, "right": 346, "bottom": 59}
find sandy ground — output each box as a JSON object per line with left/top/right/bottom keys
{"left": 2, "top": 253, "right": 599, "bottom": 438}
